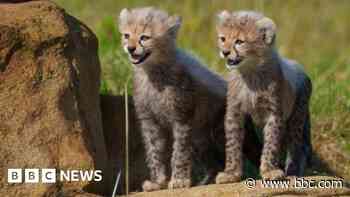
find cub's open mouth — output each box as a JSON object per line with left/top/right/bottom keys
{"left": 227, "top": 57, "right": 243, "bottom": 66}
{"left": 130, "top": 52, "right": 151, "bottom": 65}
{"left": 226, "top": 57, "right": 243, "bottom": 69}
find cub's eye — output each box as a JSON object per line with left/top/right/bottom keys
{"left": 219, "top": 36, "right": 226, "bottom": 42}
{"left": 235, "top": 39, "right": 244, "bottom": 45}
{"left": 123, "top": 34, "right": 130, "bottom": 39}
{"left": 140, "top": 35, "right": 151, "bottom": 42}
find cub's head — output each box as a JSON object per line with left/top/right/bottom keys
{"left": 216, "top": 11, "right": 276, "bottom": 70}
{"left": 118, "top": 7, "right": 181, "bottom": 65}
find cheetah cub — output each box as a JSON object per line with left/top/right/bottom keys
{"left": 118, "top": 7, "right": 228, "bottom": 191}
{"left": 215, "top": 11, "right": 312, "bottom": 183}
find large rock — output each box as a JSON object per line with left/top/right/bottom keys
{"left": 0, "top": 1, "right": 107, "bottom": 196}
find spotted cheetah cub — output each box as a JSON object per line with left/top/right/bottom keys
{"left": 118, "top": 7, "right": 229, "bottom": 191}
{"left": 215, "top": 11, "right": 312, "bottom": 183}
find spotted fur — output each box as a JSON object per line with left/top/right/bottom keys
{"left": 118, "top": 7, "right": 229, "bottom": 191}
{"left": 215, "top": 10, "right": 312, "bottom": 183}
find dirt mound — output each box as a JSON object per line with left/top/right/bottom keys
{"left": 0, "top": 1, "right": 108, "bottom": 196}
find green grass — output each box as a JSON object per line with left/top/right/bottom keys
{"left": 55, "top": 0, "right": 350, "bottom": 165}
{"left": 96, "top": 16, "right": 132, "bottom": 95}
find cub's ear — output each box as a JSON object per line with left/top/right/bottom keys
{"left": 166, "top": 15, "right": 182, "bottom": 37}
{"left": 118, "top": 8, "right": 130, "bottom": 31}
{"left": 256, "top": 17, "right": 276, "bottom": 45}
{"left": 217, "top": 10, "right": 230, "bottom": 25}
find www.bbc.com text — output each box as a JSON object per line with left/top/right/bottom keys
{"left": 245, "top": 177, "right": 344, "bottom": 189}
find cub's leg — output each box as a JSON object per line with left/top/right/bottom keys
{"left": 168, "top": 122, "right": 192, "bottom": 189}
{"left": 285, "top": 102, "right": 311, "bottom": 176}
{"left": 260, "top": 114, "right": 285, "bottom": 180}
{"left": 216, "top": 104, "right": 245, "bottom": 184}
{"left": 140, "top": 118, "right": 168, "bottom": 192}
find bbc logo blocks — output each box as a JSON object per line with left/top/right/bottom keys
{"left": 41, "top": 169, "right": 56, "bottom": 183}
{"left": 8, "top": 168, "right": 56, "bottom": 183}
{"left": 24, "top": 169, "right": 40, "bottom": 183}
{"left": 7, "top": 169, "right": 22, "bottom": 183}
{"left": 7, "top": 169, "right": 102, "bottom": 183}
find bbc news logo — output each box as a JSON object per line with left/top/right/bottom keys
{"left": 8, "top": 169, "right": 103, "bottom": 183}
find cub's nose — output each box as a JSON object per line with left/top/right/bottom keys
{"left": 222, "top": 50, "right": 230, "bottom": 57}
{"left": 127, "top": 46, "right": 136, "bottom": 54}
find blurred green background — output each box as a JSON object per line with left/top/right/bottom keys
{"left": 55, "top": 0, "right": 350, "bottom": 175}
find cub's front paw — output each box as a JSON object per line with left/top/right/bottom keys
{"left": 142, "top": 180, "right": 164, "bottom": 192}
{"left": 261, "top": 169, "right": 285, "bottom": 180}
{"left": 168, "top": 178, "right": 191, "bottom": 189}
{"left": 215, "top": 171, "right": 241, "bottom": 184}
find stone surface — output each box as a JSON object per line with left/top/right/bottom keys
{"left": 127, "top": 176, "right": 350, "bottom": 197}
{"left": 0, "top": 1, "right": 107, "bottom": 196}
